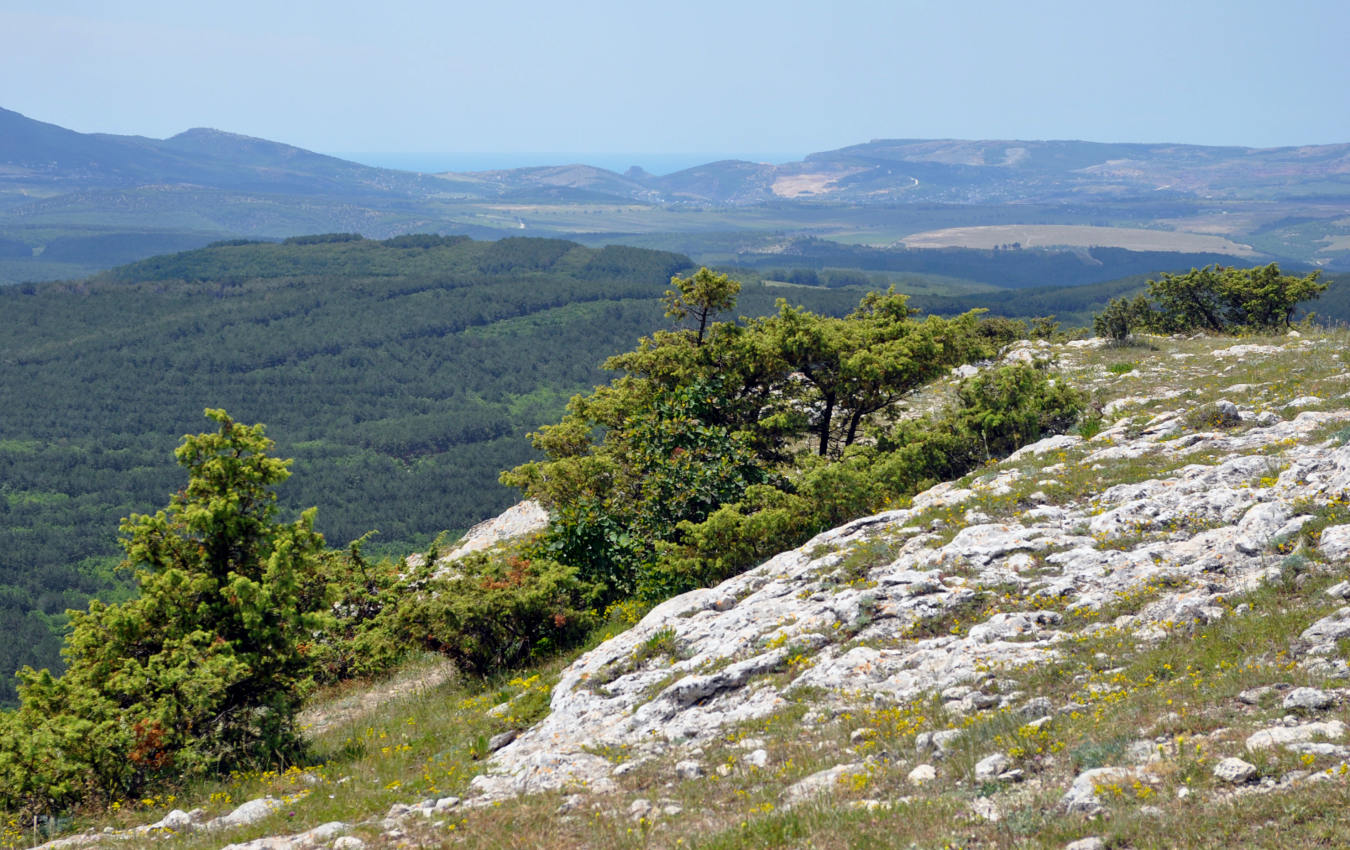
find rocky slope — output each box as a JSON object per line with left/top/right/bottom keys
{"left": 462, "top": 334, "right": 1350, "bottom": 803}
{"left": 38, "top": 330, "right": 1350, "bottom": 849}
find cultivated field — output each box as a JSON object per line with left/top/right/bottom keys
{"left": 899, "top": 224, "right": 1260, "bottom": 256}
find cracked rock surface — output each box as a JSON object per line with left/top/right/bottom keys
{"left": 469, "top": 399, "right": 1350, "bottom": 802}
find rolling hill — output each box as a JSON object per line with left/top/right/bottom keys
{"left": 3, "top": 107, "right": 1349, "bottom": 284}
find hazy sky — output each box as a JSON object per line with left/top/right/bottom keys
{"left": 3, "top": 0, "right": 1348, "bottom": 158}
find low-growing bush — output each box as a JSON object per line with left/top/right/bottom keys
{"left": 1184, "top": 401, "right": 1243, "bottom": 430}
{"left": 1093, "top": 294, "right": 1152, "bottom": 341}
{"left": 392, "top": 553, "right": 598, "bottom": 677}
{"left": 306, "top": 535, "right": 407, "bottom": 684}
{"left": 0, "top": 411, "right": 329, "bottom": 816}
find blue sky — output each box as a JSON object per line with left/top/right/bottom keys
{"left": 3, "top": 0, "right": 1348, "bottom": 161}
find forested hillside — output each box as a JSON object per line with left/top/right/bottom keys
{"left": 0, "top": 235, "right": 864, "bottom": 704}
{"left": 904, "top": 270, "right": 1350, "bottom": 328}
{"left": 738, "top": 238, "right": 1281, "bottom": 289}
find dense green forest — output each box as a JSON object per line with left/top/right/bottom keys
{"left": 1300, "top": 271, "right": 1350, "bottom": 324}
{"left": 0, "top": 235, "right": 865, "bottom": 704}
{"left": 903, "top": 269, "right": 1350, "bottom": 327}
{"left": 5, "top": 231, "right": 1342, "bottom": 706}
{"left": 734, "top": 238, "right": 1278, "bottom": 289}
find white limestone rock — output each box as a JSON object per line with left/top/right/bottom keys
{"left": 1283, "top": 687, "right": 1334, "bottom": 712}
{"left": 969, "top": 797, "right": 1001, "bottom": 822}
{"left": 205, "top": 797, "right": 281, "bottom": 830}
{"left": 907, "top": 764, "right": 937, "bottom": 786}
{"left": 1213, "top": 757, "right": 1258, "bottom": 784}
{"left": 744, "top": 748, "right": 770, "bottom": 768}
{"left": 1234, "top": 502, "right": 1292, "bottom": 554}
{"left": 146, "top": 809, "right": 194, "bottom": 832}
{"left": 781, "top": 762, "right": 868, "bottom": 806}
{"left": 1319, "top": 525, "right": 1350, "bottom": 562}
{"left": 1301, "top": 607, "right": 1350, "bottom": 650}
{"left": 1246, "top": 720, "right": 1347, "bottom": 751}
{"left": 1061, "top": 766, "right": 1138, "bottom": 813}
{"left": 974, "top": 753, "right": 1012, "bottom": 782}
{"left": 1006, "top": 433, "right": 1081, "bottom": 461}
{"left": 675, "top": 760, "right": 704, "bottom": 780}
{"left": 1213, "top": 344, "right": 1283, "bottom": 358}
{"left": 468, "top": 750, "right": 617, "bottom": 799}
{"left": 437, "top": 500, "right": 549, "bottom": 568}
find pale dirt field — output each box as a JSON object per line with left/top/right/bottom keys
{"left": 770, "top": 169, "right": 863, "bottom": 198}
{"left": 898, "top": 223, "right": 1259, "bottom": 255}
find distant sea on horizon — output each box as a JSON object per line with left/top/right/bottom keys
{"left": 327, "top": 151, "right": 803, "bottom": 176}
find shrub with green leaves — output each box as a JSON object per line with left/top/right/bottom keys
{"left": 504, "top": 281, "right": 997, "bottom": 602}
{"left": 947, "top": 361, "right": 1084, "bottom": 460}
{"left": 651, "top": 363, "right": 1084, "bottom": 594}
{"left": 1093, "top": 294, "right": 1153, "bottom": 341}
{"left": 1093, "top": 263, "right": 1325, "bottom": 337}
{"left": 1183, "top": 401, "right": 1243, "bottom": 430}
{"left": 306, "top": 535, "right": 407, "bottom": 684}
{"left": 508, "top": 377, "right": 774, "bottom": 601}
{"left": 0, "top": 411, "right": 329, "bottom": 815}
{"left": 392, "top": 552, "right": 597, "bottom": 676}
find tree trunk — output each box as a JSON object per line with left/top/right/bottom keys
{"left": 817, "top": 393, "right": 836, "bottom": 456}
{"left": 844, "top": 408, "right": 864, "bottom": 447}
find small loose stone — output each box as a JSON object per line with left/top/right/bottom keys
{"left": 907, "top": 764, "right": 936, "bottom": 786}
{"left": 1214, "top": 757, "right": 1258, "bottom": 784}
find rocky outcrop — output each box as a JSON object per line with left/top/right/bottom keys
{"left": 404, "top": 500, "right": 549, "bottom": 575}
{"left": 466, "top": 400, "right": 1350, "bottom": 802}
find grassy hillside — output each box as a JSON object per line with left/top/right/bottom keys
{"left": 0, "top": 236, "right": 865, "bottom": 704}
{"left": 20, "top": 328, "right": 1350, "bottom": 850}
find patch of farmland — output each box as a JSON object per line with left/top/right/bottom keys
{"left": 899, "top": 224, "right": 1259, "bottom": 256}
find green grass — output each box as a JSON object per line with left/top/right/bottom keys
{"left": 112, "top": 567, "right": 1336, "bottom": 850}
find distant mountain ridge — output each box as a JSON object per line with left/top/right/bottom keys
{"left": 2, "top": 106, "right": 1348, "bottom": 281}
{"left": 635, "top": 139, "right": 1350, "bottom": 204}
{"left": 6, "top": 106, "right": 1347, "bottom": 207}
{"left": 462, "top": 137, "right": 1350, "bottom": 204}
{"left": 0, "top": 107, "right": 437, "bottom": 197}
